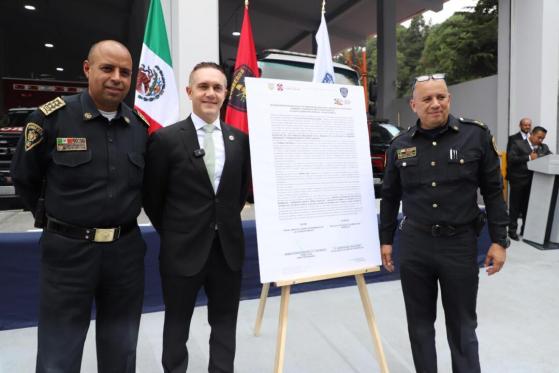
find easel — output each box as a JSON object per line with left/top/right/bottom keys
{"left": 253, "top": 267, "right": 390, "bottom": 373}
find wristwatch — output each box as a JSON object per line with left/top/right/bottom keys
{"left": 497, "top": 237, "right": 510, "bottom": 249}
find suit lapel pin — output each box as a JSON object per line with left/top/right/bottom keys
{"left": 229, "top": 134, "right": 235, "bottom": 141}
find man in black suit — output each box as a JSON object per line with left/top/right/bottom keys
{"left": 506, "top": 117, "right": 532, "bottom": 153}
{"left": 507, "top": 126, "right": 551, "bottom": 239}
{"left": 143, "top": 62, "right": 251, "bottom": 373}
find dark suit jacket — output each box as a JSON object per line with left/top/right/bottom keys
{"left": 143, "top": 116, "right": 251, "bottom": 276}
{"left": 506, "top": 131, "right": 525, "bottom": 153}
{"left": 507, "top": 138, "right": 551, "bottom": 185}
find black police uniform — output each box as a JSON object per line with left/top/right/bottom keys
{"left": 10, "top": 92, "right": 149, "bottom": 373}
{"left": 380, "top": 114, "right": 509, "bottom": 373}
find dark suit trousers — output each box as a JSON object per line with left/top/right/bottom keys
{"left": 36, "top": 228, "right": 146, "bottom": 373}
{"left": 399, "top": 222, "right": 480, "bottom": 373}
{"left": 509, "top": 180, "right": 531, "bottom": 234}
{"left": 161, "top": 236, "right": 242, "bottom": 373}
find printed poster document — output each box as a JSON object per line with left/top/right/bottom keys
{"left": 246, "top": 78, "right": 381, "bottom": 284}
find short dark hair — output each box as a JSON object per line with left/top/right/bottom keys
{"left": 532, "top": 126, "right": 547, "bottom": 135}
{"left": 189, "top": 62, "right": 227, "bottom": 85}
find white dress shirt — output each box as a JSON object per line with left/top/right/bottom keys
{"left": 192, "top": 113, "right": 225, "bottom": 192}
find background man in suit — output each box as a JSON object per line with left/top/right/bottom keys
{"left": 506, "top": 117, "right": 532, "bottom": 153}
{"left": 143, "top": 62, "right": 251, "bottom": 373}
{"left": 507, "top": 126, "right": 552, "bottom": 240}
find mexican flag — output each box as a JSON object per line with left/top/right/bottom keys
{"left": 134, "top": 0, "right": 179, "bottom": 134}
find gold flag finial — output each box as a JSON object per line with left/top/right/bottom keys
{"left": 322, "top": 0, "right": 326, "bottom": 14}
{"left": 245, "top": 0, "right": 249, "bottom": 9}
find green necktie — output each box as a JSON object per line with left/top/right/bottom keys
{"left": 203, "top": 124, "right": 216, "bottom": 188}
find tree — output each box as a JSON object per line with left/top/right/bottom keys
{"left": 418, "top": 0, "right": 497, "bottom": 85}
{"left": 397, "top": 15, "right": 430, "bottom": 96}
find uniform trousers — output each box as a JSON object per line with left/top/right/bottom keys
{"left": 399, "top": 221, "right": 480, "bottom": 373}
{"left": 161, "top": 236, "right": 242, "bottom": 373}
{"left": 508, "top": 180, "right": 531, "bottom": 235}
{"left": 36, "top": 227, "right": 146, "bottom": 373}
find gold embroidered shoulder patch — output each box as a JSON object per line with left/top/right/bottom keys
{"left": 134, "top": 110, "right": 150, "bottom": 127}
{"left": 24, "top": 123, "right": 44, "bottom": 151}
{"left": 39, "top": 97, "right": 65, "bottom": 116}
{"left": 397, "top": 147, "right": 417, "bottom": 159}
{"left": 491, "top": 136, "right": 499, "bottom": 155}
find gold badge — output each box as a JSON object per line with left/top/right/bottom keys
{"left": 83, "top": 112, "right": 93, "bottom": 120}
{"left": 396, "top": 147, "right": 417, "bottom": 159}
{"left": 24, "top": 123, "right": 44, "bottom": 151}
{"left": 39, "top": 97, "right": 65, "bottom": 116}
{"left": 491, "top": 136, "right": 498, "bottom": 155}
{"left": 56, "top": 138, "right": 87, "bottom": 151}
{"left": 135, "top": 110, "right": 150, "bottom": 127}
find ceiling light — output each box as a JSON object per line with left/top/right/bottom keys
{"left": 56, "top": 67, "right": 64, "bottom": 72}
{"left": 232, "top": 31, "right": 241, "bottom": 37}
{"left": 44, "top": 43, "right": 54, "bottom": 48}
{"left": 24, "top": 5, "right": 36, "bottom": 11}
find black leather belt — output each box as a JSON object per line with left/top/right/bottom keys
{"left": 46, "top": 218, "right": 137, "bottom": 243}
{"left": 404, "top": 218, "right": 473, "bottom": 237}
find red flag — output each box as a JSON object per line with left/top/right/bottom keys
{"left": 225, "top": 5, "right": 259, "bottom": 133}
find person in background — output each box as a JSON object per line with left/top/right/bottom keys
{"left": 507, "top": 125, "right": 552, "bottom": 240}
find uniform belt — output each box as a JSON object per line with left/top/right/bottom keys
{"left": 404, "top": 218, "right": 473, "bottom": 237}
{"left": 46, "top": 218, "right": 137, "bottom": 243}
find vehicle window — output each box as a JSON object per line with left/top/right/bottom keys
{"left": 259, "top": 61, "right": 359, "bottom": 85}
{"left": 5, "top": 111, "right": 33, "bottom": 127}
{"left": 379, "top": 124, "right": 401, "bottom": 137}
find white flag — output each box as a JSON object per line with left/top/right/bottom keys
{"left": 134, "top": 0, "right": 179, "bottom": 133}
{"left": 312, "top": 13, "right": 335, "bottom": 84}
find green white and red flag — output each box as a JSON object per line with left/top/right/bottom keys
{"left": 134, "top": 0, "right": 179, "bottom": 134}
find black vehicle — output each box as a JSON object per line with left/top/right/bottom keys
{"left": 370, "top": 122, "right": 403, "bottom": 198}
{"left": 0, "top": 108, "right": 33, "bottom": 210}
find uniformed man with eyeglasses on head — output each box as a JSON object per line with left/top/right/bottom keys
{"left": 379, "top": 73, "right": 509, "bottom": 373}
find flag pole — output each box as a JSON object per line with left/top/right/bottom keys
{"left": 322, "top": 0, "right": 325, "bottom": 14}
{"left": 245, "top": 0, "right": 249, "bottom": 9}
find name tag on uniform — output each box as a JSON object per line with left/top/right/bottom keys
{"left": 56, "top": 138, "right": 87, "bottom": 151}
{"left": 397, "top": 147, "right": 416, "bottom": 159}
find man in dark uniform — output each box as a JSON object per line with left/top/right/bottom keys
{"left": 507, "top": 126, "right": 552, "bottom": 240}
{"left": 10, "top": 40, "right": 149, "bottom": 373}
{"left": 380, "top": 74, "right": 509, "bottom": 373}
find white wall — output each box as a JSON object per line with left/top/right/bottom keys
{"left": 163, "top": 0, "right": 220, "bottom": 119}
{"left": 392, "top": 75, "right": 501, "bottom": 146}
{"left": 509, "top": 0, "right": 559, "bottom": 152}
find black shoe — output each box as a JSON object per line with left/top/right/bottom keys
{"left": 509, "top": 232, "right": 519, "bottom": 241}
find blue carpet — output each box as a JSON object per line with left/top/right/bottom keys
{"left": 0, "top": 218, "right": 490, "bottom": 330}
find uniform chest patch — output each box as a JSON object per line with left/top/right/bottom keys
{"left": 397, "top": 147, "right": 417, "bottom": 159}
{"left": 56, "top": 138, "right": 87, "bottom": 151}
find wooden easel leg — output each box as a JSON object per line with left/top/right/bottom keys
{"left": 355, "top": 274, "right": 390, "bottom": 373}
{"left": 273, "top": 285, "right": 291, "bottom": 373}
{"left": 254, "top": 282, "right": 270, "bottom": 336}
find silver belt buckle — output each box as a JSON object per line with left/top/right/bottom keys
{"left": 94, "top": 228, "right": 116, "bottom": 242}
